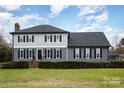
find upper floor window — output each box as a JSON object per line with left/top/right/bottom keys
{"left": 44, "top": 34, "right": 62, "bottom": 43}
{"left": 60, "top": 35, "right": 62, "bottom": 42}
{"left": 18, "top": 35, "right": 34, "bottom": 43}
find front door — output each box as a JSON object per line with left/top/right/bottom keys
{"left": 37, "top": 49, "right": 43, "bottom": 60}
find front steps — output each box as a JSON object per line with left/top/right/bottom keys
{"left": 28, "top": 61, "right": 39, "bottom": 68}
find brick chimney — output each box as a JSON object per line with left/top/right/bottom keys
{"left": 15, "top": 23, "right": 20, "bottom": 32}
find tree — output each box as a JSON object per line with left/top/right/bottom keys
{"left": 0, "top": 34, "right": 12, "bottom": 62}
{"left": 120, "top": 38, "right": 124, "bottom": 46}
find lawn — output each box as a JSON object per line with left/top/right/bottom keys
{"left": 0, "top": 69, "right": 124, "bottom": 88}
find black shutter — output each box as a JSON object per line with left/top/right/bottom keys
{"left": 32, "top": 49, "right": 35, "bottom": 59}
{"left": 79, "top": 48, "right": 81, "bottom": 58}
{"left": 32, "top": 35, "right": 34, "bottom": 42}
{"left": 24, "top": 49, "right": 25, "bottom": 58}
{"left": 94, "top": 48, "right": 96, "bottom": 58}
{"left": 54, "top": 49, "right": 56, "bottom": 59}
{"left": 18, "top": 36, "right": 20, "bottom": 42}
{"left": 100, "top": 48, "right": 102, "bottom": 58}
{"left": 60, "top": 49, "right": 62, "bottom": 58}
{"left": 23, "top": 36, "right": 25, "bottom": 42}
{"left": 27, "top": 36, "right": 29, "bottom": 42}
{"left": 44, "top": 49, "right": 46, "bottom": 59}
{"left": 18, "top": 49, "right": 20, "bottom": 59}
{"left": 50, "top": 35, "right": 52, "bottom": 42}
{"left": 27, "top": 49, "right": 29, "bottom": 59}
{"left": 73, "top": 49, "right": 75, "bottom": 58}
{"left": 90, "top": 48, "right": 92, "bottom": 58}
{"left": 84, "top": 48, "right": 86, "bottom": 58}
{"left": 45, "top": 35, "right": 47, "bottom": 42}
{"left": 54, "top": 35, "right": 56, "bottom": 42}
{"left": 51, "top": 49, "right": 52, "bottom": 58}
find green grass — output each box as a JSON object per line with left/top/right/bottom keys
{"left": 0, "top": 69, "right": 124, "bottom": 88}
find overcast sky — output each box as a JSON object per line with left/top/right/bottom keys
{"left": 0, "top": 5, "right": 123, "bottom": 47}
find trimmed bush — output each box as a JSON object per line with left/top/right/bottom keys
{"left": 0, "top": 62, "right": 29, "bottom": 69}
{"left": 39, "top": 61, "right": 124, "bottom": 69}
{"left": 14, "top": 62, "right": 29, "bottom": 68}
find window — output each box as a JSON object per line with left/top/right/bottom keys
{"left": 20, "top": 35, "right": 23, "bottom": 42}
{"left": 54, "top": 35, "right": 56, "bottom": 42}
{"left": 29, "top": 49, "right": 32, "bottom": 59}
{"left": 32, "top": 35, "right": 34, "bottom": 42}
{"left": 47, "top": 49, "right": 51, "bottom": 59}
{"left": 20, "top": 49, "right": 24, "bottom": 59}
{"left": 45, "top": 35, "right": 47, "bottom": 42}
{"left": 60, "top": 35, "right": 62, "bottom": 42}
{"left": 86, "top": 48, "right": 90, "bottom": 59}
{"left": 50, "top": 35, "right": 52, "bottom": 42}
{"left": 18, "top": 36, "right": 20, "bottom": 42}
{"left": 56, "top": 49, "right": 60, "bottom": 59}
{"left": 29, "top": 35, "right": 32, "bottom": 42}
{"left": 96, "top": 48, "right": 100, "bottom": 59}
{"left": 75, "top": 48, "right": 79, "bottom": 59}
{"left": 73, "top": 48, "right": 81, "bottom": 59}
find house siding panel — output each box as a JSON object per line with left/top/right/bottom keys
{"left": 68, "top": 48, "right": 108, "bottom": 61}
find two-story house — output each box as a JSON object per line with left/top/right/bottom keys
{"left": 10, "top": 23, "right": 111, "bottom": 62}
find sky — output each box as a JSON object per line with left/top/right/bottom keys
{"left": 0, "top": 5, "right": 124, "bottom": 47}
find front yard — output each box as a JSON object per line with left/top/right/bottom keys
{"left": 0, "top": 69, "right": 124, "bottom": 88}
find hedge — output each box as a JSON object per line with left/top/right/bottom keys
{"left": 39, "top": 61, "right": 124, "bottom": 69}
{"left": 0, "top": 61, "right": 124, "bottom": 69}
{"left": 0, "top": 62, "right": 29, "bottom": 69}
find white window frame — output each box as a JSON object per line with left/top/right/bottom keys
{"left": 75, "top": 48, "right": 80, "bottom": 59}
{"left": 46, "top": 49, "right": 51, "bottom": 59}
{"left": 28, "top": 35, "right": 32, "bottom": 42}
{"left": 20, "top": 35, "right": 23, "bottom": 42}
{"left": 56, "top": 49, "right": 60, "bottom": 59}
{"left": 96, "top": 48, "right": 100, "bottom": 59}
{"left": 20, "top": 49, "right": 24, "bottom": 59}
{"left": 86, "top": 48, "right": 90, "bottom": 59}
{"left": 29, "top": 49, "right": 32, "bottom": 59}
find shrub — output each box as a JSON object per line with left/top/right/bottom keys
{"left": 14, "top": 62, "right": 29, "bottom": 68}
{"left": 39, "top": 61, "right": 124, "bottom": 69}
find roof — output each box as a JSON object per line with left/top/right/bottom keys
{"left": 68, "top": 32, "right": 111, "bottom": 47}
{"left": 10, "top": 25, "right": 69, "bottom": 34}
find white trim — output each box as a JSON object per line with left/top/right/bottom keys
{"left": 46, "top": 48, "right": 51, "bottom": 59}
{"left": 28, "top": 49, "right": 32, "bottom": 59}
{"left": 36, "top": 48, "right": 43, "bottom": 61}
{"left": 14, "top": 46, "right": 67, "bottom": 48}
{"left": 96, "top": 48, "right": 100, "bottom": 59}
{"left": 56, "top": 49, "right": 60, "bottom": 59}
{"left": 20, "top": 49, "right": 24, "bottom": 59}
{"left": 75, "top": 48, "right": 80, "bottom": 59}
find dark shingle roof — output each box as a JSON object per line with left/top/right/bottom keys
{"left": 68, "top": 32, "right": 111, "bottom": 47}
{"left": 10, "top": 25, "right": 69, "bottom": 34}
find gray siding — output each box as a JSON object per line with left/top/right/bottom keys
{"left": 13, "top": 47, "right": 109, "bottom": 62}
{"left": 13, "top": 48, "right": 67, "bottom": 62}
{"left": 68, "top": 48, "right": 108, "bottom": 61}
